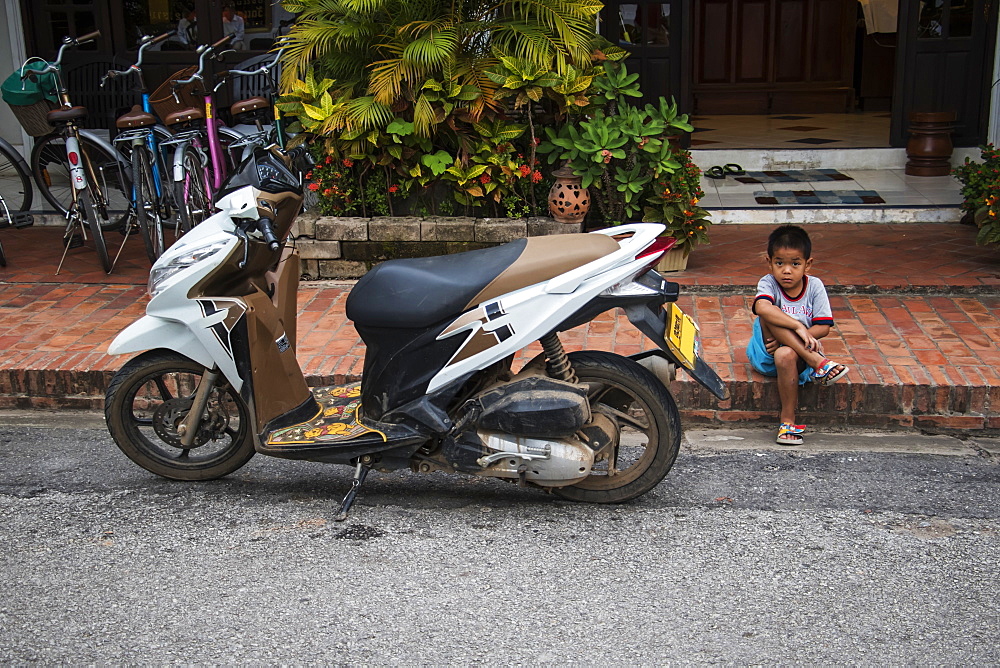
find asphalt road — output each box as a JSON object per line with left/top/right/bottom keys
{"left": 1, "top": 411, "right": 999, "bottom": 664}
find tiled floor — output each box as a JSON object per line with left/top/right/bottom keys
{"left": 691, "top": 112, "right": 892, "bottom": 149}
{"left": 2, "top": 222, "right": 1000, "bottom": 430}
{"left": 698, "top": 169, "right": 964, "bottom": 210}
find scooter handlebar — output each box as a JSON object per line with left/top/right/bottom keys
{"left": 258, "top": 218, "right": 281, "bottom": 252}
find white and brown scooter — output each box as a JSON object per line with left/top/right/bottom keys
{"left": 104, "top": 146, "right": 728, "bottom": 520}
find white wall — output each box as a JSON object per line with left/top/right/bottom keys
{"left": 0, "top": 0, "right": 29, "bottom": 153}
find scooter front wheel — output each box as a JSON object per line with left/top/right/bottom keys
{"left": 105, "top": 349, "right": 256, "bottom": 481}
{"left": 553, "top": 351, "right": 681, "bottom": 504}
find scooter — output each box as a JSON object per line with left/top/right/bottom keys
{"left": 104, "top": 146, "right": 729, "bottom": 519}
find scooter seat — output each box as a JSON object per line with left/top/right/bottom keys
{"left": 346, "top": 234, "right": 620, "bottom": 329}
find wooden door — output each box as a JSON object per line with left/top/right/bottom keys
{"left": 692, "top": 0, "right": 857, "bottom": 114}
{"left": 600, "top": 1, "right": 689, "bottom": 109}
{"left": 892, "top": 0, "right": 999, "bottom": 147}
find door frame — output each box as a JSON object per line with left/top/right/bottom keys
{"left": 892, "top": 0, "right": 999, "bottom": 147}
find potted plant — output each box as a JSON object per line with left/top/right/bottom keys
{"left": 537, "top": 62, "right": 695, "bottom": 226}
{"left": 953, "top": 144, "right": 1000, "bottom": 242}
{"left": 642, "top": 145, "right": 711, "bottom": 271}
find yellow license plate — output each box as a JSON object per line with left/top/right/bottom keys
{"left": 664, "top": 303, "right": 700, "bottom": 370}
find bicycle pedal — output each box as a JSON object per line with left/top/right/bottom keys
{"left": 66, "top": 233, "right": 84, "bottom": 249}
{"left": 12, "top": 212, "right": 34, "bottom": 228}
{"left": 119, "top": 222, "right": 140, "bottom": 236}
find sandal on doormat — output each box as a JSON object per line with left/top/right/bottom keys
{"left": 723, "top": 163, "right": 745, "bottom": 176}
{"left": 705, "top": 165, "right": 726, "bottom": 179}
{"left": 813, "top": 359, "right": 849, "bottom": 386}
{"left": 776, "top": 423, "right": 804, "bottom": 446}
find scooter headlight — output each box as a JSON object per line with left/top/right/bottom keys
{"left": 148, "top": 240, "right": 231, "bottom": 297}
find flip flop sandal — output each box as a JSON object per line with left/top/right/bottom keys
{"left": 723, "top": 163, "right": 745, "bottom": 176}
{"left": 705, "top": 166, "right": 726, "bottom": 179}
{"left": 776, "top": 423, "right": 804, "bottom": 446}
{"left": 814, "top": 359, "right": 849, "bottom": 386}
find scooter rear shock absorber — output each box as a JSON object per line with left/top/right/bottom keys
{"left": 541, "top": 332, "right": 577, "bottom": 383}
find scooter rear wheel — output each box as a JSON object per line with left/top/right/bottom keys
{"left": 553, "top": 351, "right": 681, "bottom": 503}
{"left": 105, "top": 349, "right": 255, "bottom": 481}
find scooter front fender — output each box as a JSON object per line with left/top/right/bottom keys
{"left": 108, "top": 315, "right": 215, "bottom": 372}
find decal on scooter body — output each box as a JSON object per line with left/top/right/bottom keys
{"left": 197, "top": 298, "right": 247, "bottom": 357}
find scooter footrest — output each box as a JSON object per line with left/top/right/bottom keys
{"left": 262, "top": 383, "right": 423, "bottom": 455}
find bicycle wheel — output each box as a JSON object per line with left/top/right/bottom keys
{"left": 174, "top": 145, "right": 212, "bottom": 232}
{"left": 32, "top": 133, "right": 130, "bottom": 230}
{"left": 0, "top": 140, "right": 32, "bottom": 213}
{"left": 131, "top": 144, "right": 161, "bottom": 263}
{"left": 77, "top": 187, "right": 112, "bottom": 273}
{"left": 0, "top": 194, "right": 10, "bottom": 266}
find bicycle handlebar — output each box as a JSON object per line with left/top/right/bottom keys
{"left": 173, "top": 35, "right": 235, "bottom": 87}
{"left": 21, "top": 29, "right": 104, "bottom": 81}
{"left": 149, "top": 30, "right": 175, "bottom": 46}
{"left": 100, "top": 30, "right": 175, "bottom": 88}
{"left": 74, "top": 30, "right": 101, "bottom": 45}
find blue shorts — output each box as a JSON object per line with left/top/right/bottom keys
{"left": 746, "top": 318, "right": 814, "bottom": 385}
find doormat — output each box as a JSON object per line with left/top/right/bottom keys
{"left": 736, "top": 169, "right": 853, "bottom": 183}
{"left": 754, "top": 190, "right": 886, "bottom": 205}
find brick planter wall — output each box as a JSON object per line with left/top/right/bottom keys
{"left": 288, "top": 215, "right": 583, "bottom": 279}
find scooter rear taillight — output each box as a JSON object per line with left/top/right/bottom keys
{"left": 636, "top": 236, "right": 677, "bottom": 271}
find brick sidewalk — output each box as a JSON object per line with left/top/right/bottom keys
{"left": 2, "top": 222, "right": 999, "bottom": 431}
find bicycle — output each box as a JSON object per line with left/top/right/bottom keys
{"left": 0, "top": 136, "right": 35, "bottom": 267}
{"left": 161, "top": 35, "right": 242, "bottom": 231}
{"left": 220, "top": 43, "right": 289, "bottom": 155}
{"left": 103, "top": 30, "right": 178, "bottom": 263}
{"left": 21, "top": 31, "right": 126, "bottom": 273}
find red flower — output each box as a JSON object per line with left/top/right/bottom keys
{"left": 531, "top": 170, "right": 542, "bottom": 183}
{"left": 388, "top": 184, "right": 400, "bottom": 193}
{"left": 533, "top": 137, "right": 541, "bottom": 146}
{"left": 323, "top": 188, "right": 333, "bottom": 196}
{"left": 480, "top": 173, "right": 491, "bottom": 184}
{"left": 305, "top": 171, "right": 313, "bottom": 180}
{"left": 324, "top": 156, "right": 333, "bottom": 165}
{"left": 308, "top": 183, "right": 320, "bottom": 191}
{"left": 342, "top": 158, "right": 354, "bottom": 168}
{"left": 518, "top": 164, "right": 531, "bottom": 177}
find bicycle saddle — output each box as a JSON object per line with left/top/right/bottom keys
{"left": 230, "top": 97, "right": 268, "bottom": 116}
{"left": 164, "top": 107, "right": 204, "bottom": 126}
{"left": 116, "top": 105, "right": 157, "bottom": 129}
{"left": 46, "top": 106, "right": 87, "bottom": 123}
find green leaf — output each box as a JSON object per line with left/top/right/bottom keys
{"left": 421, "top": 149, "right": 452, "bottom": 176}
{"left": 386, "top": 118, "right": 414, "bottom": 135}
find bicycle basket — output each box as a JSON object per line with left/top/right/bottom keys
{"left": 2, "top": 60, "right": 59, "bottom": 136}
{"left": 149, "top": 66, "right": 202, "bottom": 123}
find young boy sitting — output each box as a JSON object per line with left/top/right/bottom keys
{"left": 746, "top": 225, "right": 849, "bottom": 445}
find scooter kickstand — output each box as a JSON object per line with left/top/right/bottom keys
{"left": 334, "top": 461, "right": 370, "bottom": 522}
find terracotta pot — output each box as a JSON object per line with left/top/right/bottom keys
{"left": 547, "top": 165, "right": 590, "bottom": 224}
{"left": 905, "top": 111, "right": 956, "bottom": 176}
